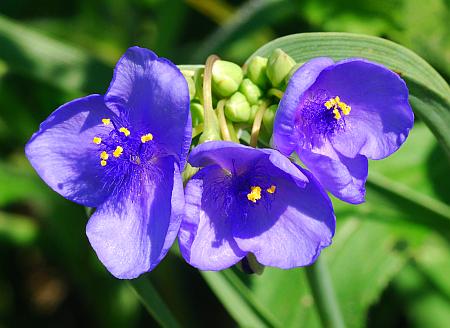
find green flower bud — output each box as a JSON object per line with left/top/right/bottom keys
{"left": 190, "top": 102, "right": 204, "bottom": 126}
{"left": 262, "top": 104, "right": 278, "bottom": 134}
{"left": 181, "top": 70, "right": 196, "bottom": 99}
{"left": 247, "top": 104, "right": 259, "bottom": 124}
{"left": 182, "top": 163, "right": 199, "bottom": 184}
{"left": 246, "top": 56, "right": 269, "bottom": 88}
{"left": 212, "top": 60, "right": 243, "bottom": 98}
{"left": 266, "top": 49, "right": 296, "bottom": 87}
{"left": 239, "top": 79, "right": 262, "bottom": 105}
{"left": 199, "top": 112, "right": 221, "bottom": 143}
{"left": 224, "top": 92, "right": 251, "bottom": 123}
{"left": 286, "top": 63, "right": 302, "bottom": 83}
{"left": 194, "top": 68, "right": 204, "bottom": 100}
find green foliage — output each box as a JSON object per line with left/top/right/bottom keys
{"left": 0, "top": 1, "right": 449, "bottom": 327}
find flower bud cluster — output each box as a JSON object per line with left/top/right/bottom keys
{"left": 184, "top": 49, "right": 297, "bottom": 144}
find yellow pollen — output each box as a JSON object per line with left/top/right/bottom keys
{"left": 325, "top": 96, "right": 351, "bottom": 120}
{"left": 266, "top": 185, "right": 276, "bottom": 194}
{"left": 102, "top": 118, "right": 111, "bottom": 125}
{"left": 333, "top": 108, "right": 341, "bottom": 120}
{"left": 119, "top": 127, "right": 130, "bottom": 137}
{"left": 100, "top": 160, "right": 107, "bottom": 166}
{"left": 100, "top": 151, "right": 109, "bottom": 160}
{"left": 93, "top": 137, "right": 102, "bottom": 145}
{"left": 141, "top": 133, "right": 154, "bottom": 143}
{"left": 113, "top": 146, "right": 123, "bottom": 158}
{"left": 247, "top": 186, "right": 262, "bottom": 203}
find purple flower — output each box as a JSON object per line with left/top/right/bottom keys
{"left": 273, "top": 58, "right": 414, "bottom": 204}
{"left": 25, "top": 47, "right": 191, "bottom": 279}
{"left": 178, "top": 141, "right": 335, "bottom": 270}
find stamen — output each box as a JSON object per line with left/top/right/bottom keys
{"left": 247, "top": 186, "right": 262, "bottom": 203}
{"left": 333, "top": 109, "right": 341, "bottom": 120}
{"left": 119, "top": 127, "right": 130, "bottom": 137}
{"left": 324, "top": 96, "right": 351, "bottom": 120}
{"left": 93, "top": 137, "right": 102, "bottom": 145}
{"left": 113, "top": 146, "right": 123, "bottom": 158}
{"left": 141, "top": 133, "right": 154, "bottom": 143}
{"left": 100, "top": 160, "right": 107, "bottom": 167}
{"left": 102, "top": 118, "right": 111, "bottom": 125}
{"left": 100, "top": 151, "right": 109, "bottom": 160}
{"left": 266, "top": 185, "right": 276, "bottom": 194}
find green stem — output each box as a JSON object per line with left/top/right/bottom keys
{"left": 305, "top": 257, "right": 345, "bottom": 328}
{"left": 217, "top": 99, "right": 232, "bottom": 141}
{"left": 199, "top": 54, "right": 221, "bottom": 143}
{"left": 128, "top": 278, "right": 181, "bottom": 328}
{"left": 267, "top": 88, "right": 284, "bottom": 99}
{"left": 226, "top": 121, "right": 239, "bottom": 143}
{"left": 250, "top": 101, "right": 269, "bottom": 147}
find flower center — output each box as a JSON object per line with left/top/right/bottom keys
{"left": 92, "top": 117, "right": 155, "bottom": 168}
{"left": 296, "top": 91, "right": 351, "bottom": 146}
{"left": 246, "top": 185, "right": 276, "bottom": 203}
{"left": 324, "top": 96, "right": 351, "bottom": 120}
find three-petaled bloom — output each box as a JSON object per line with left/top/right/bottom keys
{"left": 274, "top": 58, "right": 414, "bottom": 204}
{"left": 25, "top": 47, "right": 191, "bottom": 279}
{"left": 178, "top": 141, "right": 335, "bottom": 270}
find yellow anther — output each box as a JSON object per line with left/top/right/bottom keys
{"left": 119, "top": 127, "right": 130, "bottom": 137}
{"left": 324, "top": 99, "right": 335, "bottom": 109}
{"left": 325, "top": 96, "right": 351, "bottom": 120}
{"left": 266, "top": 185, "right": 276, "bottom": 194}
{"left": 141, "top": 133, "right": 154, "bottom": 143}
{"left": 93, "top": 137, "right": 102, "bottom": 145}
{"left": 100, "top": 160, "right": 107, "bottom": 167}
{"left": 340, "top": 102, "right": 351, "bottom": 115}
{"left": 247, "top": 186, "right": 262, "bottom": 203}
{"left": 333, "top": 108, "right": 341, "bottom": 120}
{"left": 100, "top": 151, "right": 109, "bottom": 160}
{"left": 102, "top": 118, "right": 111, "bottom": 125}
{"left": 113, "top": 146, "right": 123, "bottom": 158}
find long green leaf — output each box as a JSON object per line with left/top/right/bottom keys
{"left": 200, "top": 271, "right": 268, "bottom": 327}
{"left": 0, "top": 14, "right": 111, "bottom": 93}
{"left": 128, "top": 277, "right": 181, "bottom": 328}
{"left": 170, "top": 245, "right": 274, "bottom": 327}
{"left": 247, "top": 32, "right": 450, "bottom": 157}
{"left": 221, "top": 269, "right": 283, "bottom": 327}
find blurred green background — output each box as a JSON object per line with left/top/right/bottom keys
{"left": 0, "top": 0, "right": 449, "bottom": 327}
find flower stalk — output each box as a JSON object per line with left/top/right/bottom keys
{"left": 267, "top": 88, "right": 284, "bottom": 100}
{"left": 250, "top": 100, "right": 269, "bottom": 147}
{"left": 199, "top": 54, "right": 221, "bottom": 143}
{"left": 217, "top": 99, "right": 232, "bottom": 141}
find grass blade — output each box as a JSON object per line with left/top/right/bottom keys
{"left": 0, "top": 14, "right": 111, "bottom": 93}
{"left": 128, "top": 277, "right": 181, "bottom": 328}
{"left": 200, "top": 271, "right": 268, "bottom": 327}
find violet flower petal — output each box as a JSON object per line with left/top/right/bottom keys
{"left": 25, "top": 95, "right": 115, "bottom": 207}
{"left": 189, "top": 141, "right": 308, "bottom": 187}
{"left": 298, "top": 140, "right": 368, "bottom": 204}
{"left": 105, "top": 46, "right": 191, "bottom": 168}
{"left": 179, "top": 165, "right": 246, "bottom": 271}
{"left": 232, "top": 166, "right": 335, "bottom": 268}
{"left": 273, "top": 57, "right": 334, "bottom": 156}
{"left": 86, "top": 156, "right": 183, "bottom": 279}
